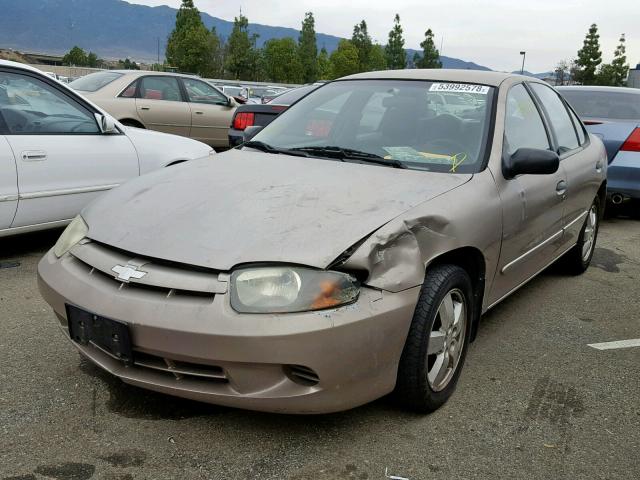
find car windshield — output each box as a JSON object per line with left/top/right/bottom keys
{"left": 251, "top": 80, "right": 495, "bottom": 173}
{"left": 70, "top": 72, "right": 123, "bottom": 92}
{"left": 269, "top": 85, "right": 317, "bottom": 105}
{"left": 561, "top": 89, "right": 640, "bottom": 120}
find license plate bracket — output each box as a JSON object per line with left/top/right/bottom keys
{"left": 66, "top": 304, "right": 133, "bottom": 365}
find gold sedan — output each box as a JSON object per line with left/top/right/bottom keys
{"left": 70, "top": 71, "right": 236, "bottom": 148}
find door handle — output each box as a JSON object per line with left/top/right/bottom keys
{"left": 596, "top": 160, "right": 603, "bottom": 172}
{"left": 21, "top": 150, "right": 47, "bottom": 161}
{"left": 556, "top": 180, "right": 567, "bottom": 196}
{"left": 194, "top": 111, "right": 204, "bottom": 115}
{"left": 140, "top": 106, "right": 150, "bottom": 111}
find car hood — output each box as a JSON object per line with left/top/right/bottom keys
{"left": 83, "top": 149, "right": 471, "bottom": 270}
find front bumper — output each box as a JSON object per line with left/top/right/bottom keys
{"left": 37, "top": 249, "right": 420, "bottom": 414}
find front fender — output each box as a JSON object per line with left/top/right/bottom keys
{"left": 341, "top": 170, "right": 502, "bottom": 303}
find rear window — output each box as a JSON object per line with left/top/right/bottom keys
{"left": 269, "top": 86, "right": 317, "bottom": 105}
{"left": 561, "top": 90, "right": 640, "bottom": 120}
{"left": 69, "top": 72, "right": 123, "bottom": 92}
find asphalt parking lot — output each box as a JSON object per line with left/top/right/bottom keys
{"left": 1, "top": 218, "right": 639, "bottom": 480}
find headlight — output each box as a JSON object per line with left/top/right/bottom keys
{"left": 230, "top": 266, "right": 360, "bottom": 313}
{"left": 53, "top": 215, "right": 88, "bottom": 258}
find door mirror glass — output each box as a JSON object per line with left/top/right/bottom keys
{"left": 95, "top": 113, "right": 118, "bottom": 134}
{"left": 503, "top": 148, "right": 559, "bottom": 179}
{"left": 243, "top": 125, "right": 263, "bottom": 142}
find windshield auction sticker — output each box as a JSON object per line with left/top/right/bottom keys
{"left": 429, "top": 83, "right": 490, "bottom": 94}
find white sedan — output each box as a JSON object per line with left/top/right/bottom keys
{"left": 0, "top": 61, "right": 213, "bottom": 237}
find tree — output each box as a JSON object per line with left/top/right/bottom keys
{"left": 385, "top": 14, "right": 406, "bottom": 70}
{"left": 204, "top": 26, "right": 225, "bottom": 78}
{"left": 554, "top": 59, "right": 570, "bottom": 86}
{"left": 86, "top": 52, "right": 99, "bottom": 68}
{"left": 330, "top": 40, "right": 360, "bottom": 79}
{"left": 609, "top": 34, "right": 629, "bottom": 86}
{"left": 368, "top": 44, "right": 387, "bottom": 71}
{"left": 119, "top": 58, "right": 140, "bottom": 70}
{"left": 352, "top": 20, "right": 373, "bottom": 72}
{"left": 165, "top": 0, "right": 215, "bottom": 74}
{"left": 225, "top": 14, "right": 254, "bottom": 79}
{"left": 574, "top": 23, "right": 602, "bottom": 85}
{"left": 298, "top": 12, "right": 318, "bottom": 83}
{"left": 62, "top": 46, "right": 88, "bottom": 66}
{"left": 264, "top": 38, "right": 303, "bottom": 83}
{"left": 415, "top": 29, "right": 441, "bottom": 68}
{"left": 317, "top": 47, "right": 331, "bottom": 79}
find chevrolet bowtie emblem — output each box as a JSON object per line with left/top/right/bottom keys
{"left": 111, "top": 264, "right": 148, "bottom": 282}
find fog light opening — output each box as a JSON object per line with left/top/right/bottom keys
{"left": 284, "top": 365, "right": 320, "bottom": 386}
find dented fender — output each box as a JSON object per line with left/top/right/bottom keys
{"left": 342, "top": 170, "right": 502, "bottom": 308}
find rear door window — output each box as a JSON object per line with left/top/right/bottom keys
{"left": 529, "top": 83, "right": 580, "bottom": 153}
{"left": 139, "top": 76, "right": 182, "bottom": 102}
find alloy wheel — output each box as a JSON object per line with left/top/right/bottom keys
{"left": 582, "top": 205, "right": 598, "bottom": 261}
{"left": 427, "top": 289, "right": 467, "bottom": 392}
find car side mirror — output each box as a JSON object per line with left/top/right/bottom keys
{"left": 243, "top": 125, "right": 263, "bottom": 142}
{"left": 503, "top": 148, "right": 559, "bottom": 179}
{"left": 95, "top": 113, "right": 118, "bottom": 134}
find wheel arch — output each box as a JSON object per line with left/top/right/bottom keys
{"left": 597, "top": 180, "right": 607, "bottom": 218}
{"left": 425, "top": 246, "right": 486, "bottom": 342}
{"left": 119, "top": 118, "right": 145, "bottom": 128}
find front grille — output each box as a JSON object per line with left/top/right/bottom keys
{"left": 133, "top": 351, "right": 228, "bottom": 382}
{"left": 69, "top": 240, "right": 227, "bottom": 301}
{"left": 285, "top": 365, "right": 320, "bottom": 386}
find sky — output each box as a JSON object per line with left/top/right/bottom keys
{"left": 128, "top": 0, "right": 638, "bottom": 73}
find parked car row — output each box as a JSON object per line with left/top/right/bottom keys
{"left": 0, "top": 60, "right": 213, "bottom": 237}
{"left": 214, "top": 83, "right": 290, "bottom": 105}
{"left": 33, "top": 68, "right": 608, "bottom": 415}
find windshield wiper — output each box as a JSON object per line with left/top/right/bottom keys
{"left": 290, "top": 146, "right": 407, "bottom": 169}
{"left": 242, "top": 140, "right": 309, "bottom": 157}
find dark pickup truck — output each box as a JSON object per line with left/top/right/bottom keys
{"left": 228, "top": 85, "right": 318, "bottom": 147}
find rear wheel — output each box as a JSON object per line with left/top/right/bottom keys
{"left": 562, "top": 196, "right": 600, "bottom": 274}
{"left": 395, "top": 265, "right": 473, "bottom": 413}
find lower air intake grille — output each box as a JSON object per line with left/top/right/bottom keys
{"left": 285, "top": 365, "right": 319, "bottom": 386}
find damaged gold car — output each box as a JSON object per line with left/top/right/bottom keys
{"left": 38, "top": 70, "right": 607, "bottom": 414}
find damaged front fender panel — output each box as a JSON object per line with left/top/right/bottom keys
{"left": 340, "top": 170, "right": 502, "bottom": 296}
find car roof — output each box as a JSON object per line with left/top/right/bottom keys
{"left": 340, "top": 69, "right": 532, "bottom": 87}
{"left": 557, "top": 85, "right": 640, "bottom": 94}
{"left": 0, "top": 59, "right": 47, "bottom": 74}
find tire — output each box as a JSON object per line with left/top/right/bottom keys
{"left": 395, "top": 264, "right": 474, "bottom": 413}
{"left": 562, "top": 196, "right": 600, "bottom": 275}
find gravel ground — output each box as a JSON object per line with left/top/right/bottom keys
{"left": 1, "top": 218, "right": 639, "bottom": 480}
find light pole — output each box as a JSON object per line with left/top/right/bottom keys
{"left": 520, "top": 51, "right": 526, "bottom": 74}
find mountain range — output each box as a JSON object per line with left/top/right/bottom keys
{"left": 0, "top": 0, "right": 491, "bottom": 71}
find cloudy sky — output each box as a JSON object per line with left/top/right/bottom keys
{"left": 128, "top": 0, "right": 637, "bottom": 73}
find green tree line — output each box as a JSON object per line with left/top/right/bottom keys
{"left": 556, "top": 24, "right": 630, "bottom": 86}
{"left": 165, "top": 0, "right": 442, "bottom": 83}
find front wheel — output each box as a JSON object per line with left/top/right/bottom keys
{"left": 562, "top": 197, "right": 600, "bottom": 274}
{"left": 395, "top": 264, "right": 473, "bottom": 413}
